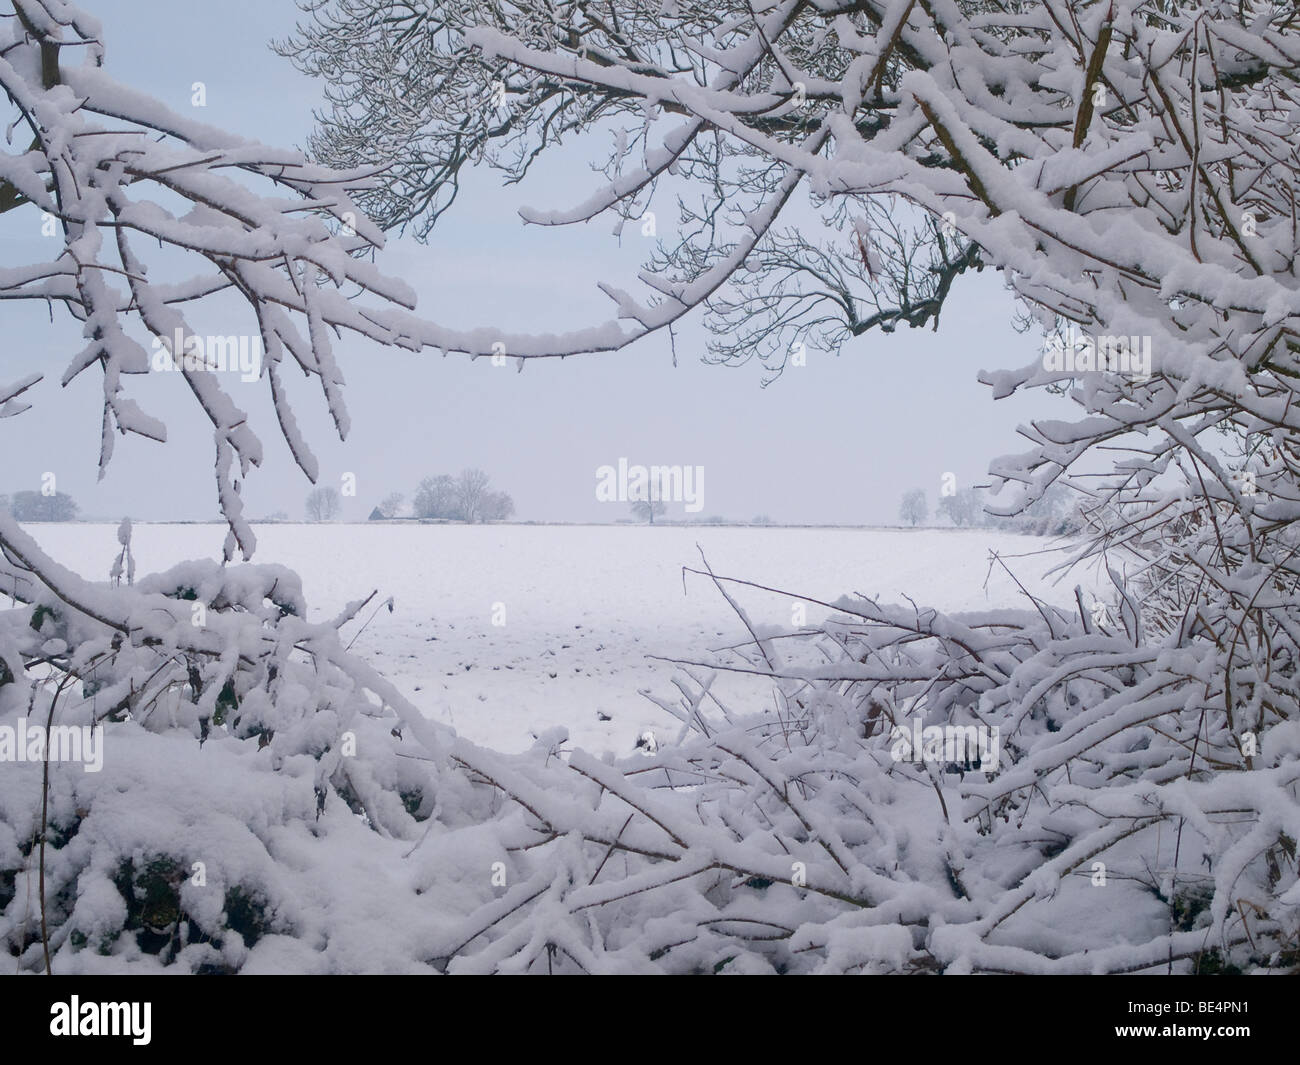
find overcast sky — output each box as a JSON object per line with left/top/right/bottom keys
{"left": 2, "top": 0, "right": 1063, "bottom": 530}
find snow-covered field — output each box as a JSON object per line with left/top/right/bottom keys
{"left": 23, "top": 522, "right": 1081, "bottom": 755}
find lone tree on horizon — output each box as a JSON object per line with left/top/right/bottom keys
{"left": 630, "top": 498, "right": 666, "bottom": 525}
{"left": 899, "top": 489, "right": 927, "bottom": 527}
{"left": 305, "top": 486, "right": 342, "bottom": 521}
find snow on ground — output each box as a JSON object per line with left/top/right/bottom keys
{"left": 21, "top": 523, "right": 1085, "bottom": 755}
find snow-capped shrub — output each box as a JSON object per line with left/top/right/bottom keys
{"left": 0, "top": 518, "right": 489, "bottom": 972}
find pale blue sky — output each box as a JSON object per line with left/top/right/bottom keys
{"left": 2, "top": 0, "right": 1060, "bottom": 529}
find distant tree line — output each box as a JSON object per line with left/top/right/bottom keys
{"left": 361, "top": 469, "right": 515, "bottom": 523}
{"left": 0, "top": 490, "right": 80, "bottom": 522}
{"left": 301, "top": 468, "right": 515, "bottom": 523}
{"left": 412, "top": 469, "right": 514, "bottom": 522}
{"left": 900, "top": 484, "right": 1083, "bottom": 536}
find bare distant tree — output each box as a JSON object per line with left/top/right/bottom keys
{"left": 480, "top": 490, "right": 515, "bottom": 522}
{"left": 899, "top": 490, "right": 927, "bottom": 527}
{"left": 378, "top": 492, "right": 405, "bottom": 518}
{"left": 630, "top": 498, "right": 666, "bottom": 525}
{"left": 627, "top": 469, "right": 671, "bottom": 525}
{"left": 456, "top": 468, "right": 492, "bottom": 523}
{"left": 413, "top": 474, "right": 457, "bottom": 519}
{"left": 938, "top": 489, "right": 983, "bottom": 528}
{"left": 305, "top": 486, "right": 341, "bottom": 521}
